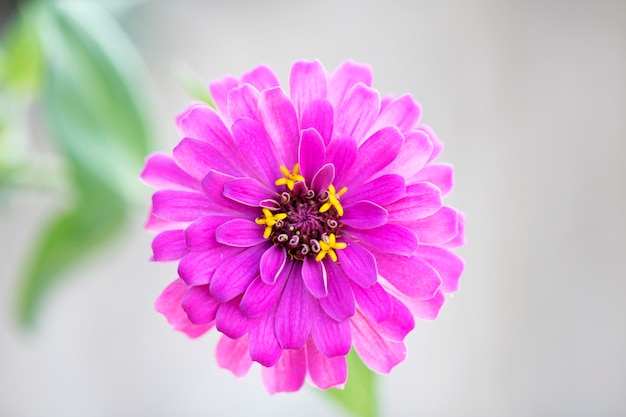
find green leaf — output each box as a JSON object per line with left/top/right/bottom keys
{"left": 324, "top": 350, "right": 379, "bottom": 417}
{"left": 174, "top": 63, "right": 216, "bottom": 108}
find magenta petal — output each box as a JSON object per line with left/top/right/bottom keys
{"left": 216, "top": 218, "right": 266, "bottom": 247}
{"left": 306, "top": 338, "right": 348, "bottom": 389}
{"left": 409, "top": 163, "right": 454, "bottom": 196}
{"left": 418, "top": 245, "right": 464, "bottom": 293}
{"left": 248, "top": 311, "right": 282, "bottom": 367}
{"left": 258, "top": 87, "right": 299, "bottom": 169}
{"left": 290, "top": 60, "right": 327, "bottom": 118}
{"left": 328, "top": 60, "right": 373, "bottom": 108}
{"left": 152, "top": 229, "right": 188, "bottom": 261}
{"left": 442, "top": 211, "right": 466, "bottom": 248}
{"left": 335, "top": 239, "right": 377, "bottom": 288}
{"left": 310, "top": 163, "right": 335, "bottom": 194}
{"left": 419, "top": 125, "right": 444, "bottom": 163}
{"left": 404, "top": 206, "right": 459, "bottom": 244}
{"left": 351, "top": 223, "right": 418, "bottom": 256}
{"left": 324, "top": 135, "right": 357, "bottom": 187}
{"left": 351, "top": 282, "right": 393, "bottom": 323}
{"left": 301, "top": 100, "right": 334, "bottom": 145}
{"left": 367, "top": 94, "right": 421, "bottom": 136}
{"left": 209, "top": 76, "right": 238, "bottom": 124}
{"left": 302, "top": 257, "right": 328, "bottom": 298}
{"left": 344, "top": 126, "right": 404, "bottom": 187}
{"left": 299, "top": 128, "right": 326, "bottom": 182}
{"left": 155, "top": 279, "right": 212, "bottom": 339}
{"left": 351, "top": 311, "right": 407, "bottom": 373}
{"left": 176, "top": 104, "right": 236, "bottom": 155}
{"left": 275, "top": 264, "right": 312, "bottom": 349}
{"left": 319, "top": 261, "right": 355, "bottom": 321}
{"left": 215, "top": 298, "right": 250, "bottom": 339}
{"left": 399, "top": 289, "right": 445, "bottom": 321}
{"left": 373, "top": 296, "right": 415, "bottom": 342}
{"left": 216, "top": 335, "right": 253, "bottom": 377}
{"left": 223, "top": 177, "right": 276, "bottom": 207}
{"left": 375, "top": 252, "right": 442, "bottom": 299}
{"left": 185, "top": 216, "right": 231, "bottom": 251}
{"left": 228, "top": 83, "right": 259, "bottom": 121}
{"left": 340, "top": 201, "right": 388, "bottom": 229}
{"left": 341, "top": 174, "right": 405, "bottom": 207}
{"left": 173, "top": 138, "right": 241, "bottom": 179}
{"left": 311, "top": 302, "right": 352, "bottom": 357}
{"left": 262, "top": 349, "right": 306, "bottom": 394}
{"left": 240, "top": 267, "right": 289, "bottom": 317}
{"left": 241, "top": 64, "right": 280, "bottom": 91}
{"left": 210, "top": 244, "right": 267, "bottom": 302}
{"left": 231, "top": 118, "right": 281, "bottom": 187}
{"left": 334, "top": 83, "right": 380, "bottom": 145}
{"left": 178, "top": 247, "right": 244, "bottom": 286}
{"left": 386, "top": 182, "right": 442, "bottom": 221}
{"left": 379, "top": 130, "right": 433, "bottom": 179}
{"left": 141, "top": 153, "right": 199, "bottom": 191}
{"left": 152, "top": 190, "right": 212, "bottom": 221}
{"left": 260, "top": 245, "right": 287, "bottom": 285}
{"left": 181, "top": 284, "right": 220, "bottom": 324}
{"left": 201, "top": 171, "right": 258, "bottom": 217}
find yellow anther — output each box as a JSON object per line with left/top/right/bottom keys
{"left": 315, "top": 233, "right": 347, "bottom": 262}
{"left": 275, "top": 163, "right": 305, "bottom": 190}
{"left": 255, "top": 208, "right": 287, "bottom": 239}
{"left": 319, "top": 184, "right": 348, "bottom": 216}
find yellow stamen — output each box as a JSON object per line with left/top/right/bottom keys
{"left": 255, "top": 208, "right": 287, "bottom": 239}
{"left": 315, "top": 233, "right": 347, "bottom": 262}
{"left": 274, "top": 163, "right": 305, "bottom": 190}
{"left": 319, "top": 184, "right": 348, "bottom": 216}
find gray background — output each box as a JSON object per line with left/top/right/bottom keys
{"left": 2, "top": 0, "right": 625, "bottom": 416}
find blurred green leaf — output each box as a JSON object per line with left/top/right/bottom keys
{"left": 16, "top": 0, "right": 154, "bottom": 325}
{"left": 174, "top": 63, "right": 216, "bottom": 108}
{"left": 325, "top": 350, "right": 379, "bottom": 417}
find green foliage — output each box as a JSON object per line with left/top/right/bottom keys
{"left": 325, "top": 350, "right": 379, "bottom": 417}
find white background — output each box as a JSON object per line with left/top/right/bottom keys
{"left": 2, "top": 0, "right": 625, "bottom": 416}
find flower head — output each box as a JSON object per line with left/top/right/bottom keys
{"left": 141, "top": 60, "right": 465, "bottom": 393}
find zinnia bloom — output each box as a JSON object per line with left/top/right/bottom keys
{"left": 142, "top": 60, "right": 465, "bottom": 393}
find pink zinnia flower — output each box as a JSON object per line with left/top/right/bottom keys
{"left": 142, "top": 60, "right": 465, "bottom": 393}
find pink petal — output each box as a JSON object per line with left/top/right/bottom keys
{"left": 341, "top": 174, "right": 405, "bottom": 207}
{"left": 210, "top": 244, "right": 267, "bottom": 302}
{"left": 155, "top": 279, "right": 212, "bottom": 339}
{"left": 319, "top": 261, "right": 355, "bottom": 322}
{"left": 366, "top": 94, "right": 421, "bottom": 138}
{"left": 173, "top": 138, "right": 241, "bottom": 179}
{"left": 350, "top": 311, "right": 407, "bottom": 374}
{"left": 418, "top": 245, "right": 464, "bottom": 293}
{"left": 442, "top": 211, "right": 466, "bottom": 248}
{"left": 181, "top": 284, "right": 220, "bottom": 324}
{"left": 262, "top": 349, "right": 307, "bottom": 394}
{"left": 375, "top": 252, "right": 442, "bottom": 299}
{"left": 185, "top": 216, "right": 231, "bottom": 251}
{"left": 152, "top": 229, "right": 188, "bottom": 261}
{"left": 373, "top": 296, "right": 415, "bottom": 342}
{"left": 227, "top": 83, "right": 259, "bottom": 121}
{"left": 241, "top": 64, "right": 280, "bottom": 92}
{"left": 248, "top": 310, "right": 282, "bottom": 367}
{"left": 260, "top": 245, "right": 287, "bottom": 285}
{"left": 176, "top": 104, "right": 237, "bottom": 156}
{"left": 335, "top": 239, "right": 377, "bottom": 288}
{"left": 305, "top": 337, "right": 348, "bottom": 389}
{"left": 216, "top": 218, "right": 266, "bottom": 247}
{"left": 395, "top": 288, "right": 445, "bottom": 321}
{"left": 327, "top": 60, "right": 373, "bottom": 108}
{"left": 334, "top": 83, "right": 380, "bottom": 145}
{"left": 140, "top": 152, "right": 199, "bottom": 191}
{"left": 311, "top": 302, "right": 352, "bottom": 357}
{"left": 275, "top": 264, "right": 313, "bottom": 349}
{"left": 302, "top": 256, "right": 328, "bottom": 298}
{"left": 152, "top": 190, "right": 213, "bottom": 222}
{"left": 345, "top": 224, "right": 418, "bottom": 257}
{"left": 403, "top": 206, "right": 459, "bottom": 244}
{"left": 231, "top": 118, "right": 282, "bottom": 187}
{"left": 301, "top": 100, "right": 334, "bottom": 145}
{"left": 418, "top": 125, "right": 444, "bottom": 163}
{"left": 310, "top": 163, "right": 335, "bottom": 194}
{"left": 240, "top": 263, "right": 290, "bottom": 317}
{"left": 386, "top": 182, "right": 442, "bottom": 221}
{"left": 178, "top": 247, "right": 244, "bottom": 286}
{"left": 216, "top": 335, "right": 253, "bottom": 377}
{"left": 299, "top": 128, "right": 326, "bottom": 182}
{"left": 223, "top": 177, "right": 276, "bottom": 207}
{"left": 409, "top": 163, "right": 454, "bottom": 196}
{"left": 351, "top": 282, "right": 393, "bottom": 323}
{"left": 341, "top": 201, "right": 388, "bottom": 229}
{"left": 145, "top": 212, "right": 187, "bottom": 233}
{"left": 258, "top": 87, "right": 299, "bottom": 169}
{"left": 215, "top": 297, "right": 250, "bottom": 339}
{"left": 290, "top": 60, "right": 328, "bottom": 118}
{"left": 201, "top": 171, "right": 258, "bottom": 217}
{"left": 324, "top": 135, "right": 357, "bottom": 187}
{"left": 379, "top": 130, "right": 433, "bottom": 179}
{"left": 209, "top": 75, "right": 238, "bottom": 124}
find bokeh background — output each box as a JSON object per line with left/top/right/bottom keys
{"left": 1, "top": 0, "right": 625, "bottom": 416}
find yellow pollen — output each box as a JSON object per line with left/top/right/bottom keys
{"left": 315, "top": 233, "right": 347, "bottom": 262}
{"left": 319, "top": 184, "right": 348, "bottom": 216}
{"left": 255, "top": 208, "right": 287, "bottom": 239}
{"left": 275, "top": 163, "right": 305, "bottom": 190}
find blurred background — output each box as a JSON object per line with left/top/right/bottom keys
{"left": 1, "top": 0, "right": 625, "bottom": 416}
